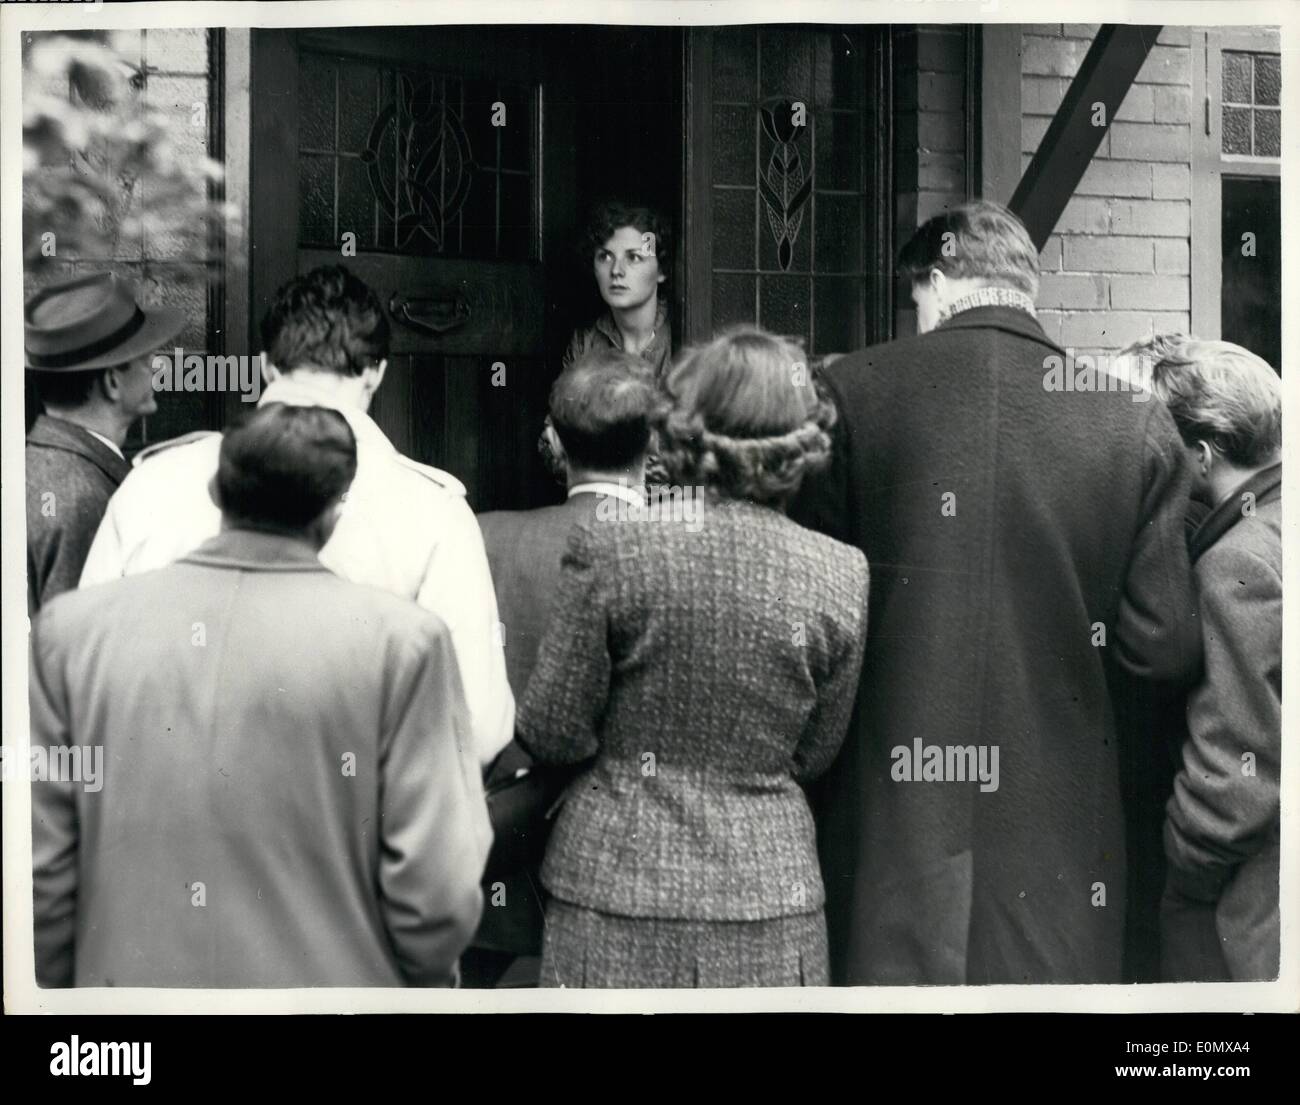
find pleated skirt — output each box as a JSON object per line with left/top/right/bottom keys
{"left": 539, "top": 899, "right": 829, "bottom": 988}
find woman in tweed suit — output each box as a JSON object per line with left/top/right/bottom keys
{"left": 517, "top": 326, "right": 869, "bottom": 987}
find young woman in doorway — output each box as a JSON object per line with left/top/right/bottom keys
{"left": 562, "top": 201, "right": 673, "bottom": 378}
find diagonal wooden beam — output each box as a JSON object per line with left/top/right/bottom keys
{"left": 1009, "top": 25, "right": 1162, "bottom": 251}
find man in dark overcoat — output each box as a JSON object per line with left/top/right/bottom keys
{"left": 24, "top": 272, "right": 185, "bottom": 613}
{"left": 792, "top": 200, "right": 1202, "bottom": 985}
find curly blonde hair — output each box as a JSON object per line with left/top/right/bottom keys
{"left": 656, "top": 326, "right": 836, "bottom": 504}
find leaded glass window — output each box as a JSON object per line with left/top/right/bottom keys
{"left": 298, "top": 52, "right": 538, "bottom": 259}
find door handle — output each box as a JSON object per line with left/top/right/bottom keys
{"left": 389, "top": 291, "right": 472, "bottom": 336}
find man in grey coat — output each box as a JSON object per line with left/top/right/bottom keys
{"left": 31, "top": 404, "right": 491, "bottom": 988}
{"left": 466, "top": 347, "right": 657, "bottom": 986}
{"left": 1148, "top": 339, "right": 1282, "bottom": 982}
{"left": 24, "top": 272, "right": 185, "bottom": 613}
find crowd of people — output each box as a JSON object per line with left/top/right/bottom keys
{"left": 25, "top": 198, "right": 1281, "bottom": 989}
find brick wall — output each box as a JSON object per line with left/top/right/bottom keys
{"left": 1021, "top": 25, "right": 1193, "bottom": 356}
{"left": 22, "top": 28, "right": 218, "bottom": 446}
{"left": 894, "top": 24, "right": 972, "bottom": 337}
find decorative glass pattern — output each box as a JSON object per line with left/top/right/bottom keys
{"left": 709, "top": 28, "right": 869, "bottom": 354}
{"left": 1222, "top": 51, "right": 1281, "bottom": 158}
{"left": 298, "top": 52, "right": 537, "bottom": 259}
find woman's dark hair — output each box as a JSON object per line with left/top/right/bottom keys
{"left": 656, "top": 325, "right": 835, "bottom": 505}
{"left": 215, "top": 403, "right": 357, "bottom": 531}
{"left": 259, "top": 264, "right": 391, "bottom": 377}
{"left": 579, "top": 200, "right": 673, "bottom": 276}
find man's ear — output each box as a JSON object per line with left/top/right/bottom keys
{"left": 542, "top": 418, "right": 566, "bottom": 462}
{"left": 206, "top": 473, "right": 223, "bottom": 512}
{"left": 928, "top": 268, "right": 947, "bottom": 298}
{"left": 1196, "top": 440, "right": 1215, "bottom": 475}
{"left": 260, "top": 354, "right": 279, "bottom": 385}
{"left": 363, "top": 358, "right": 389, "bottom": 395}
{"left": 99, "top": 365, "right": 123, "bottom": 401}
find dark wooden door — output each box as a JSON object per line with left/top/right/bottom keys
{"left": 248, "top": 27, "right": 577, "bottom": 511}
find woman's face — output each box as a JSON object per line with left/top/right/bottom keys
{"left": 593, "top": 226, "right": 665, "bottom": 311}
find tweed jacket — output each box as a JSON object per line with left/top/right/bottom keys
{"left": 792, "top": 305, "right": 1202, "bottom": 985}
{"left": 1164, "top": 464, "right": 1281, "bottom": 980}
{"left": 26, "top": 415, "right": 130, "bottom": 615}
{"left": 516, "top": 497, "right": 869, "bottom": 922}
{"left": 30, "top": 529, "right": 491, "bottom": 988}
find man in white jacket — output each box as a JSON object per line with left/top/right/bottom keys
{"left": 80, "top": 264, "right": 513, "bottom": 767}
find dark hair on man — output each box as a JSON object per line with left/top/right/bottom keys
{"left": 29, "top": 367, "right": 106, "bottom": 410}
{"left": 549, "top": 348, "right": 657, "bottom": 470}
{"left": 259, "top": 265, "right": 390, "bottom": 377}
{"left": 580, "top": 200, "right": 673, "bottom": 276}
{"left": 216, "top": 403, "right": 358, "bottom": 531}
{"left": 896, "top": 199, "right": 1040, "bottom": 298}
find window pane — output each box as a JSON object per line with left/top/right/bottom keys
{"left": 339, "top": 157, "right": 373, "bottom": 247}
{"left": 814, "top": 276, "right": 863, "bottom": 355}
{"left": 713, "top": 104, "right": 752, "bottom": 185}
{"left": 814, "top": 111, "right": 862, "bottom": 191}
{"left": 760, "top": 27, "right": 813, "bottom": 100}
{"left": 300, "top": 154, "right": 334, "bottom": 244}
{"left": 1221, "top": 176, "right": 1281, "bottom": 373}
{"left": 815, "top": 30, "right": 864, "bottom": 109}
{"left": 1222, "top": 105, "right": 1252, "bottom": 154}
{"left": 499, "top": 171, "right": 532, "bottom": 259}
{"left": 299, "top": 54, "right": 335, "bottom": 151}
{"left": 813, "top": 193, "right": 864, "bottom": 272}
{"left": 1254, "top": 53, "right": 1281, "bottom": 106}
{"left": 759, "top": 274, "right": 810, "bottom": 348}
{"left": 339, "top": 60, "right": 378, "bottom": 153}
{"left": 498, "top": 87, "right": 532, "bottom": 171}
{"left": 1223, "top": 51, "right": 1252, "bottom": 103}
{"left": 712, "top": 273, "right": 755, "bottom": 328}
{"left": 713, "top": 26, "right": 756, "bottom": 102}
{"left": 712, "top": 188, "right": 755, "bottom": 269}
{"left": 1254, "top": 108, "right": 1280, "bottom": 157}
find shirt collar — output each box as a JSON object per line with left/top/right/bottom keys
{"left": 83, "top": 427, "right": 124, "bottom": 460}
{"left": 568, "top": 481, "right": 645, "bottom": 508}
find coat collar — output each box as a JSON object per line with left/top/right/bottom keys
{"left": 257, "top": 377, "right": 396, "bottom": 459}
{"left": 180, "top": 528, "right": 332, "bottom": 573}
{"left": 26, "top": 414, "right": 131, "bottom": 485}
{"left": 933, "top": 304, "right": 1057, "bottom": 352}
{"left": 1189, "top": 462, "right": 1281, "bottom": 563}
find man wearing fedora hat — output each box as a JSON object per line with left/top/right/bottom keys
{"left": 25, "top": 272, "right": 186, "bottom": 614}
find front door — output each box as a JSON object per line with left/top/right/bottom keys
{"left": 247, "top": 26, "right": 577, "bottom": 511}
